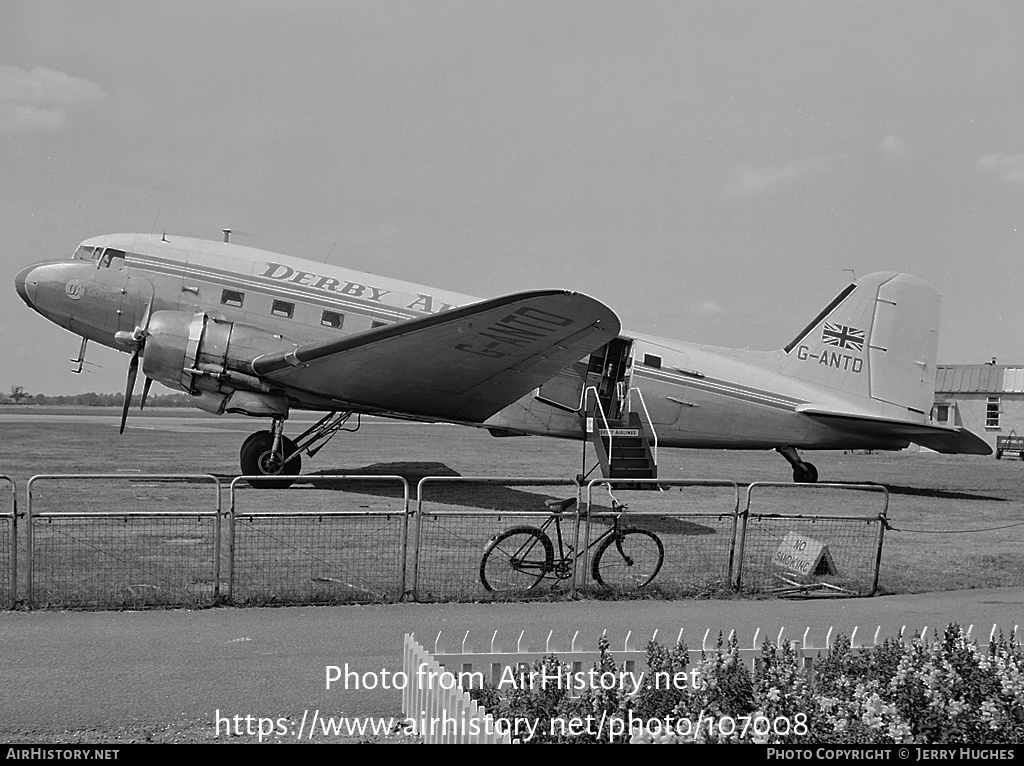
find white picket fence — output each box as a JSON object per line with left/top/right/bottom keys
{"left": 403, "top": 634, "right": 512, "bottom": 744}
{"left": 426, "top": 622, "right": 1020, "bottom": 682}
{"left": 403, "top": 623, "right": 1020, "bottom": 744}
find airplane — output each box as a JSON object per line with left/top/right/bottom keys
{"left": 14, "top": 233, "right": 991, "bottom": 488}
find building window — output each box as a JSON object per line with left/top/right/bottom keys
{"left": 643, "top": 353, "right": 662, "bottom": 369}
{"left": 220, "top": 289, "right": 244, "bottom": 308}
{"left": 271, "top": 300, "right": 294, "bottom": 318}
{"left": 321, "top": 310, "right": 344, "bottom": 328}
{"left": 933, "top": 404, "right": 949, "bottom": 424}
{"left": 986, "top": 397, "right": 1001, "bottom": 429}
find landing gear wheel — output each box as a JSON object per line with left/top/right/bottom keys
{"left": 479, "top": 526, "right": 554, "bottom": 593}
{"left": 793, "top": 461, "right": 818, "bottom": 484}
{"left": 240, "top": 431, "right": 301, "bottom": 489}
{"left": 592, "top": 528, "right": 664, "bottom": 588}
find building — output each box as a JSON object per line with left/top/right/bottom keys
{"left": 932, "top": 363, "right": 1024, "bottom": 454}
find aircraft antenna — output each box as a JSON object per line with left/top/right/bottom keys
{"left": 323, "top": 242, "right": 337, "bottom": 263}
{"left": 222, "top": 229, "right": 256, "bottom": 244}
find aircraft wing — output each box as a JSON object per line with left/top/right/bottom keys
{"left": 796, "top": 407, "right": 993, "bottom": 455}
{"left": 251, "top": 290, "right": 620, "bottom": 422}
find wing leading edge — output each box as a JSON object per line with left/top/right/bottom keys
{"left": 252, "top": 290, "right": 620, "bottom": 423}
{"left": 797, "top": 407, "right": 993, "bottom": 455}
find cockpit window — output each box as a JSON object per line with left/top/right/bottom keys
{"left": 72, "top": 245, "right": 95, "bottom": 261}
{"left": 100, "top": 248, "right": 126, "bottom": 270}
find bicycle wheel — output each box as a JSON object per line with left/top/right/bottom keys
{"left": 480, "top": 526, "right": 554, "bottom": 593}
{"left": 592, "top": 528, "right": 664, "bottom": 588}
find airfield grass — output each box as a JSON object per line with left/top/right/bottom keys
{"left": 1, "top": 408, "right": 1023, "bottom": 604}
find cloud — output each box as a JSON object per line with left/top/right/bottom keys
{"left": 881, "top": 135, "right": 915, "bottom": 159}
{"left": 0, "top": 103, "right": 65, "bottom": 132}
{"left": 976, "top": 153, "right": 1024, "bottom": 183}
{"left": 723, "top": 157, "right": 834, "bottom": 197}
{"left": 689, "top": 300, "right": 723, "bottom": 317}
{"left": 0, "top": 65, "right": 105, "bottom": 133}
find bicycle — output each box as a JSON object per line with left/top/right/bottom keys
{"left": 479, "top": 491, "right": 664, "bottom": 593}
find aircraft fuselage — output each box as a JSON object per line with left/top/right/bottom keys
{"left": 15, "top": 233, "right": 916, "bottom": 456}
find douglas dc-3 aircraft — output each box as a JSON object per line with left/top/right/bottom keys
{"left": 15, "top": 233, "right": 990, "bottom": 487}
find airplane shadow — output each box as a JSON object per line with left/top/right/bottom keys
{"left": 624, "top": 516, "right": 718, "bottom": 535}
{"left": 294, "top": 462, "right": 719, "bottom": 535}
{"left": 299, "top": 461, "right": 578, "bottom": 513}
{"left": 823, "top": 481, "right": 1009, "bottom": 502}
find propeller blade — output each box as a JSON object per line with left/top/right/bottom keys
{"left": 139, "top": 296, "right": 154, "bottom": 333}
{"left": 120, "top": 352, "right": 139, "bottom": 434}
{"left": 140, "top": 377, "right": 153, "bottom": 411}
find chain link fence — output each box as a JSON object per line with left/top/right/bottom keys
{"left": 26, "top": 475, "right": 221, "bottom": 609}
{"left": 14, "top": 473, "right": 890, "bottom": 607}
{"left": 579, "top": 479, "right": 741, "bottom": 597}
{"left": 735, "top": 482, "right": 889, "bottom": 596}
{"left": 228, "top": 476, "right": 410, "bottom": 604}
{"left": 412, "top": 477, "right": 579, "bottom": 601}
{"left": 0, "top": 477, "right": 14, "bottom": 609}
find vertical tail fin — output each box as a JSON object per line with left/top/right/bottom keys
{"left": 778, "top": 272, "right": 940, "bottom": 416}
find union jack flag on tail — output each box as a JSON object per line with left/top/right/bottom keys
{"left": 821, "top": 322, "right": 865, "bottom": 351}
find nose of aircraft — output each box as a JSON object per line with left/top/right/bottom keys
{"left": 14, "top": 263, "right": 37, "bottom": 308}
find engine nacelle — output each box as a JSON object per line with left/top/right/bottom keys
{"left": 142, "top": 310, "right": 298, "bottom": 414}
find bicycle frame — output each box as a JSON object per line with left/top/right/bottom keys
{"left": 549, "top": 511, "right": 621, "bottom": 576}
{"left": 493, "top": 505, "right": 625, "bottom": 595}
{"left": 480, "top": 487, "right": 665, "bottom": 596}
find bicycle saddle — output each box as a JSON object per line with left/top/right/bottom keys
{"left": 544, "top": 497, "right": 577, "bottom": 514}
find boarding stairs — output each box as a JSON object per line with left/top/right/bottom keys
{"left": 575, "top": 338, "right": 659, "bottom": 484}
{"left": 589, "top": 411, "right": 658, "bottom": 480}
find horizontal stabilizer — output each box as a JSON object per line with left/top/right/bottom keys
{"left": 798, "top": 407, "right": 992, "bottom": 455}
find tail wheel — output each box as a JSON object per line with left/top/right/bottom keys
{"left": 480, "top": 526, "right": 554, "bottom": 593}
{"left": 592, "top": 528, "right": 664, "bottom": 588}
{"left": 240, "top": 431, "right": 301, "bottom": 489}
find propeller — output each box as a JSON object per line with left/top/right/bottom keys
{"left": 117, "top": 297, "right": 154, "bottom": 434}
{"left": 120, "top": 350, "right": 140, "bottom": 434}
{"left": 140, "top": 377, "right": 153, "bottom": 411}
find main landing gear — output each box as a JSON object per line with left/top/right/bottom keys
{"left": 776, "top": 446, "right": 818, "bottom": 484}
{"left": 239, "top": 411, "right": 356, "bottom": 489}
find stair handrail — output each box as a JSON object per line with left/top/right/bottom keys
{"left": 631, "top": 386, "right": 658, "bottom": 467}
{"left": 585, "top": 384, "right": 614, "bottom": 464}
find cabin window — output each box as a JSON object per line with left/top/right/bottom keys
{"left": 986, "top": 397, "right": 1001, "bottom": 429}
{"left": 371, "top": 320, "right": 389, "bottom": 329}
{"left": 100, "top": 249, "right": 126, "bottom": 270}
{"left": 643, "top": 353, "right": 662, "bottom": 369}
{"left": 220, "top": 289, "right": 245, "bottom": 308}
{"left": 321, "top": 310, "right": 344, "bottom": 328}
{"left": 73, "top": 245, "right": 95, "bottom": 261}
{"left": 271, "top": 300, "right": 294, "bottom": 318}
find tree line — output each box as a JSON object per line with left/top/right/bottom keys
{"left": 2, "top": 386, "right": 193, "bottom": 407}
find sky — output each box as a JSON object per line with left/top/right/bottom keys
{"left": 1, "top": 0, "right": 1022, "bottom": 396}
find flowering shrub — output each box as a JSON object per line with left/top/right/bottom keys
{"left": 471, "top": 623, "right": 1023, "bottom": 744}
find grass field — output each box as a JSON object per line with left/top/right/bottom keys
{"left": 1, "top": 407, "right": 1023, "bottom": 601}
